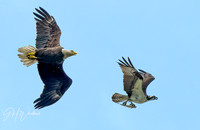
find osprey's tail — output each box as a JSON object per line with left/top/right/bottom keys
{"left": 18, "top": 45, "right": 38, "bottom": 67}
{"left": 112, "top": 93, "right": 129, "bottom": 103}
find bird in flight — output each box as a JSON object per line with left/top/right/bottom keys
{"left": 112, "top": 57, "right": 157, "bottom": 108}
{"left": 18, "top": 7, "right": 77, "bottom": 109}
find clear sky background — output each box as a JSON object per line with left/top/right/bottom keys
{"left": 0, "top": 0, "right": 200, "bottom": 130}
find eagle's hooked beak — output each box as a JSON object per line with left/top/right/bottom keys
{"left": 73, "top": 51, "right": 78, "bottom": 55}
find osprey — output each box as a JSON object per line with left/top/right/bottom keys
{"left": 18, "top": 7, "right": 77, "bottom": 109}
{"left": 112, "top": 57, "right": 157, "bottom": 108}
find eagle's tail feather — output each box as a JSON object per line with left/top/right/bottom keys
{"left": 112, "top": 93, "right": 129, "bottom": 103}
{"left": 18, "top": 45, "right": 37, "bottom": 67}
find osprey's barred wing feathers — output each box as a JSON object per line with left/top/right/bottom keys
{"left": 33, "top": 7, "right": 61, "bottom": 49}
{"left": 118, "top": 57, "right": 143, "bottom": 97}
{"left": 34, "top": 63, "right": 72, "bottom": 109}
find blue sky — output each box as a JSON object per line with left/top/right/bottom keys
{"left": 0, "top": 0, "right": 200, "bottom": 129}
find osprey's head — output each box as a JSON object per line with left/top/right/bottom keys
{"left": 62, "top": 49, "right": 77, "bottom": 60}
{"left": 147, "top": 96, "right": 158, "bottom": 101}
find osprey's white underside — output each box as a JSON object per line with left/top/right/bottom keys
{"left": 130, "top": 79, "right": 147, "bottom": 104}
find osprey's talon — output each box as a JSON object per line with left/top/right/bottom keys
{"left": 130, "top": 102, "right": 136, "bottom": 108}
{"left": 121, "top": 101, "right": 128, "bottom": 106}
{"left": 123, "top": 102, "right": 136, "bottom": 108}
{"left": 112, "top": 57, "right": 157, "bottom": 109}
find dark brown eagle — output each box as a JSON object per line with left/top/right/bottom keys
{"left": 18, "top": 7, "right": 77, "bottom": 109}
{"left": 112, "top": 57, "right": 157, "bottom": 108}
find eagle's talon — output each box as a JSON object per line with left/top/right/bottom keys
{"left": 27, "top": 52, "right": 35, "bottom": 55}
{"left": 28, "top": 55, "right": 37, "bottom": 59}
{"left": 18, "top": 7, "right": 77, "bottom": 109}
{"left": 27, "top": 52, "right": 37, "bottom": 59}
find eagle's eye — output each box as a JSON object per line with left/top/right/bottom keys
{"left": 70, "top": 50, "right": 77, "bottom": 55}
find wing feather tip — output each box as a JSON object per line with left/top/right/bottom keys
{"left": 138, "top": 69, "right": 147, "bottom": 73}
{"left": 118, "top": 58, "right": 129, "bottom": 67}
{"left": 39, "top": 6, "right": 43, "bottom": 9}
{"left": 33, "top": 98, "right": 39, "bottom": 104}
{"left": 128, "top": 57, "right": 134, "bottom": 68}
{"left": 39, "top": 7, "right": 51, "bottom": 18}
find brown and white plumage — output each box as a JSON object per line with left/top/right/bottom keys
{"left": 112, "top": 57, "right": 157, "bottom": 108}
{"left": 18, "top": 7, "right": 77, "bottom": 109}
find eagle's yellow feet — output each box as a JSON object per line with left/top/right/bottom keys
{"left": 27, "top": 52, "right": 37, "bottom": 59}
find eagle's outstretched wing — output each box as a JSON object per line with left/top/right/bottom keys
{"left": 33, "top": 7, "right": 61, "bottom": 49}
{"left": 118, "top": 57, "right": 143, "bottom": 97}
{"left": 34, "top": 63, "right": 72, "bottom": 109}
{"left": 138, "top": 69, "right": 155, "bottom": 96}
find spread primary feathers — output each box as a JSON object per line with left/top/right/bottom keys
{"left": 112, "top": 57, "right": 158, "bottom": 108}
{"left": 18, "top": 7, "right": 77, "bottom": 109}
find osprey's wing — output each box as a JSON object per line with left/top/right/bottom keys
{"left": 34, "top": 62, "right": 72, "bottom": 109}
{"left": 138, "top": 69, "right": 155, "bottom": 96}
{"left": 33, "top": 7, "right": 61, "bottom": 49}
{"left": 118, "top": 57, "right": 143, "bottom": 97}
